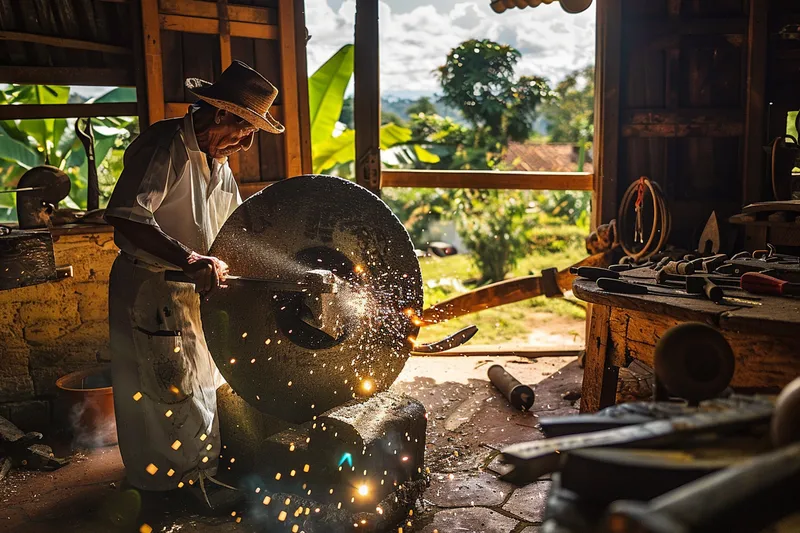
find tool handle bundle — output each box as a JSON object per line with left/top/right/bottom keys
{"left": 618, "top": 176, "right": 671, "bottom": 262}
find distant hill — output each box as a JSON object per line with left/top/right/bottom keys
{"left": 339, "top": 93, "right": 466, "bottom": 128}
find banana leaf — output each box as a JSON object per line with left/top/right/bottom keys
{"left": 309, "top": 44, "right": 354, "bottom": 148}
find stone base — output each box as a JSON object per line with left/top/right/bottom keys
{"left": 216, "top": 387, "right": 428, "bottom": 531}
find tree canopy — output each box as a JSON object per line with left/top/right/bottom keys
{"left": 436, "top": 39, "right": 553, "bottom": 142}
{"left": 541, "top": 65, "right": 595, "bottom": 143}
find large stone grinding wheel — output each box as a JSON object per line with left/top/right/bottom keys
{"left": 202, "top": 175, "right": 423, "bottom": 424}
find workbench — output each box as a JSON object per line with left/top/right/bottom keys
{"left": 573, "top": 277, "right": 800, "bottom": 412}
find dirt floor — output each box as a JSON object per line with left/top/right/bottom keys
{"left": 0, "top": 355, "right": 583, "bottom": 533}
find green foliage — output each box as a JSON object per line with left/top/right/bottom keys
{"left": 541, "top": 65, "right": 595, "bottom": 144}
{"left": 449, "top": 189, "right": 535, "bottom": 283}
{"left": 0, "top": 85, "right": 135, "bottom": 218}
{"left": 309, "top": 45, "right": 438, "bottom": 175}
{"left": 436, "top": 39, "right": 554, "bottom": 142}
{"left": 406, "top": 97, "right": 437, "bottom": 117}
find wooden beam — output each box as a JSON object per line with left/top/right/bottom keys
{"left": 354, "top": 0, "right": 381, "bottom": 195}
{"left": 278, "top": 0, "right": 303, "bottom": 177}
{"left": 159, "top": 15, "right": 278, "bottom": 40}
{"left": 743, "top": 0, "right": 769, "bottom": 204}
{"left": 0, "top": 66, "right": 133, "bottom": 87}
{"left": 381, "top": 170, "right": 594, "bottom": 191}
{"left": 0, "top": 103, "right": 138, "bottom": 120}
{"left": 142, "top": 0, "right": 165, "bottom": 124}
{"left": 294, "top": 0, "right": 312, "bottom": 174}
{"left": 131, "top": 0, "right": 151, "bottom": 129}
{"left": 0, "top": 31, "right": 132, "bottom": 55}
{"left": 158, "top": 0, "right": 277, "bottom": 25}
{"left": 621, "top": 123, "right": 744, "bottom": 138}
{"left": 594, "top": 0, "right": 621, "bottom": 228}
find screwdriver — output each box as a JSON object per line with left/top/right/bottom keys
{"left": 741, "top": 272, "right": 800, "bottom": 297}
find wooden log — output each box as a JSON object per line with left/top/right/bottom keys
{"left": 354, "top": 0, "right": 381, "bottom": 195}
{"left": 0, "top": 31, "right": 131, "bottom": 54}
{"left": 381, "top": 169, "right": 594, "bottom": 190}
{"left": 278, "top": 0, "right": 302, "bottom": 177}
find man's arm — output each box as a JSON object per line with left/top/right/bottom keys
{"left": 106, "top": 215, "right": 225, "bottom": 294}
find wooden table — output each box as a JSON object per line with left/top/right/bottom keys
{"left": 573, "top": 277, "right": 800, "bottom": 413}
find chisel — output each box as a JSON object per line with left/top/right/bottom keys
{"left": 741, "top": 272, "right": 800, "bottom": 297}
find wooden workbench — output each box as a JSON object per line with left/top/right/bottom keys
{"left": 573, "top": 277, "right": 800, "bottom": 413}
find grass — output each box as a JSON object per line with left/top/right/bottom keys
{"left": 415, "top": 224, "right": 588, "bottom": 346}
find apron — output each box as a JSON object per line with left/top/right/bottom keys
{"left": 109, "top": 253, "right": 225, "bottom": 491}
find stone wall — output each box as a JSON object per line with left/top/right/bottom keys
{"left": 0, "top": 226, "right": 118, "bottom": 431}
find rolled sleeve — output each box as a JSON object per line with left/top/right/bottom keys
{"left": 105, "top": 143, "right": 175, "bottom": 227}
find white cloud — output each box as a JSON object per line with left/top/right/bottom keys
{"left": 304, "top": 0, "right": 595, "bottom": 95}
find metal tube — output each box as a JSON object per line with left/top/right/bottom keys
{"left": 488, "top": 364, "right": 535, "bottom": 411}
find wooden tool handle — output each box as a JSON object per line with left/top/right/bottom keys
{"left": 572, "top": 266, "right": 620, "bottom": 281}
{"left": 703, "top": 278, "right": 724, "bottom": 303}
{"left": 740, "top": 272, "right": 798, "bottom": 296}
{"left": 596, "top": 277, "right": 649, "bottom": 295}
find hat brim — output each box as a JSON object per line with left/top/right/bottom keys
{"left": 187, "top": 79, "right": 285, "bottom": 134}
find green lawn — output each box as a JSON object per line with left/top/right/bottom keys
{"left": 416, "top": 225, "right": 588, "bottom": 346}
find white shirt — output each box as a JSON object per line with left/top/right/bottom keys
{"left": 105, "top": 111, "right": 242, "bottom": 269}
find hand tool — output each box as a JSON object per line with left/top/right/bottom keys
{"left": 700, "top": 253, "right": 727, "bottom": 273}
{"left": 697, "top": 211, "right": 721, "bottom": 254}
{"left": 570, "top": 266, "right": 621, "bottom": 280}
{"left": 499, "top": 403, "right": 773, "bottom": 483}
{"left": 741, "top": 271, "right": 800, "bottom": 297}
{"left": 702, "top": 278, "right": 724, "bottom": 303}
{"left": 75, "top": 118, "right": 99, "bottom": 211}
{"left": 596, "top": 277, "right": 700, "bottom": 299}
{"left": 662, "top": 260, "right": 695, "bottom": 275}
{"left": 653, "top": 322, "right": 735, "bottom": 405}
{"left": 654, "top": 270, "right": 741, "bottom": 288}
{"left": 411, "top": 325, "right": 478, "bottom": 354}
{"left": 488, "top": 364, "right": 535, "bottom": 411}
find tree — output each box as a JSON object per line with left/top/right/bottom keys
{"left": 406, "top": 96, "right": 436, "bottom": 118}
{"left": 541, "top": 65, "right": 595, "bottom": 144}
{"left": 436, "top": 39, "right": 553, "bottom": 143}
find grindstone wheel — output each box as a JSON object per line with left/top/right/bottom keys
{"left": 653, "top": 322, "right": 735, "bottom": 403}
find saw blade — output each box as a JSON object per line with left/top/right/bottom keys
{"left": 201, "top": 175, "right": 423, "bottom": 423}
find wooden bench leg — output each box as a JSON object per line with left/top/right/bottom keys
{"left": 580, "top": 304, "right": 619, "bottom": 413}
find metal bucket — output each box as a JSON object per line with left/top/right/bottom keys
{"left": 55, "top": 365, "right": 117, "bottom": 447}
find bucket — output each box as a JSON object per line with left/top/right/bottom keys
{"left": 55, "top": 365, "right": 117, "bottom": 447}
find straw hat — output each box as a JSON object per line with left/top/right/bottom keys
{"left": 185, "top": 60, "right": 285, "bottom": 134}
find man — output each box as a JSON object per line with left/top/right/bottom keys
{"left": 104, "top": 61, "right": 284, "bottom": 510}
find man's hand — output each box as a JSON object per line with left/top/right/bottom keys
{"left": 184, "top": 252, "right": 229, "bottom": 295}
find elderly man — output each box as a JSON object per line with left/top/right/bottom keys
{"left": 104, "top": 61, "right": 283, "bottom": 510}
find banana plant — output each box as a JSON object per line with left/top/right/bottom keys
{"left": 309, "top": 44, "right": 438, "bottom": 174}
{"left": 0, "top": 85, "right": 135, "bottom": 216}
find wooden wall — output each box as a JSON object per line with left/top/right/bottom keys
{"left": 594, "top": 0, "right": 795, "bottom": 249}
{"left": 140, "top": 0, "right": 311, "bottom": 196}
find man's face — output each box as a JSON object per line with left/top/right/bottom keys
{"left": 205, "top": 110, "right": 258, "bottom": 159}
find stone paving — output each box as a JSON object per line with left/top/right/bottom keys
{"left": 0, "top": 355, "right": 582, "bottom": 532}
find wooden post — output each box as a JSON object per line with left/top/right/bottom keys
{"left": 354, "top": 0, "right": 381, "bottom": 195}
{"left": 743, "top": 0, "right": 768, "bottom": 205}
{"left": 217, "top": 0, "right": 240, "bottom": 175}
{"left": 279, "top": 0, "right": 303, "bottom": 178}
{"left": 579, "top": 303, "right": 619, "bottom": 413}
{"left": 593, "top": 0, "right": 621, "bottom": 228}
{"left": 140, "top": 0, "right": 164, "bottom": 125}
{"left": 294, "top": 0, "right": 312, "bottom": 175}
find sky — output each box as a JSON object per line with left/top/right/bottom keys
{"left": 304, "top": 0, "right": 596, "bottom": 98}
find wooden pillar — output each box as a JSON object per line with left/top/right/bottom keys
{"left": 140, "top": 0, "right": 164, "bottom": 125}
{"left": 294, "top": 0, "right": 312, "bottom": 175}
{"left": 592, "top": 0, "right": 621, "bottom": 228}
{"left": 279, "top": 0, "right": 303, "bottom": 178}
{"left": 354, "top": 0, "right": 381, "bottom": 195}
{"left": 743, "top": 0, "right": 768, "bottom": 205}
{"left": 580, "top": 304, "right": 619, "bottom": 413}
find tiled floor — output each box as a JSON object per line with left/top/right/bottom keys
{"left": 0, "top": 355, "right": 582, "bottom": 533}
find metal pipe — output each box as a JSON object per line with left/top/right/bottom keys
{"left": 488, "top": 364, "right": 535, "bottom": 411}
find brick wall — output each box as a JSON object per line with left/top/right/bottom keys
{"left": 0, "top": 226, "right": 118, "bottom": 431}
